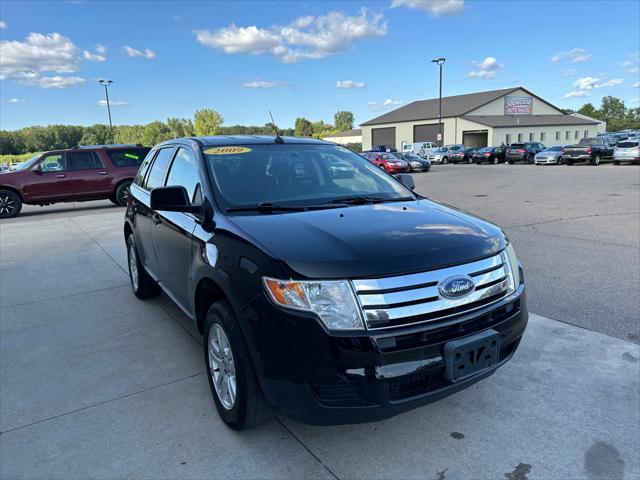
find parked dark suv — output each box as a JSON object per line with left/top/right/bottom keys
{"left": 124, "top": 135, "right": 527, "bottom": 430}
{"left": 0, "top": 144, "right": 150, "bottom": 218}
{"left": 505, "top": 142, "right": 545, "bottom": 164}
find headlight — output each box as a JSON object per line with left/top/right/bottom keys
{"left": 263, "top": 278, "right": 364, "bottom": 331}
{"left": 504, "top": 243, "right": 522, "bottom": 289}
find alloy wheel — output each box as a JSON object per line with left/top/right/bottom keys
{"left": 0, "top": 194, "right": 17, "bottom": 217}
{"left": 128, "top": 242, "right": 139, "bottom": 291}
{"left": 208, "top": 323, "right": 237, "bottom": 410}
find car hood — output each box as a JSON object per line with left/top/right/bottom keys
{"left": 228, "top": 199, "right": 506, "bottom": 279}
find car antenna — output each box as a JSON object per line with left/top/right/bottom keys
{"left": 269, "top": 111, "right": 285, "bottom": 144}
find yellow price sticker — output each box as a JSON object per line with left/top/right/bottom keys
{"left": 204, "top": 146, "right": 252, "bottom": 155}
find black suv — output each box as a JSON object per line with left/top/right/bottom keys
{"left": 505, "top": 142, "right": 545, "bottom": 164}
{"left": 124, "top": 136, "right": 527, "bottom": 429}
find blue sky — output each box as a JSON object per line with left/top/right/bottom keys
{"left": 1, "top": 0, "right": 639, "bottom": 131}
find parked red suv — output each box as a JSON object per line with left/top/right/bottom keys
{"left": 0, "top": 144, "right": 151, "bottom": 218}
{"left": 361, "top": 152, "right": 409, "bottom": 173}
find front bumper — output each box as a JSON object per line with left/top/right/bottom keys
{"left": 246, "top": 284, "right": 528, "bottom": 425}
{"left": 534, "top": 157, "right": 558, "bottom": 164}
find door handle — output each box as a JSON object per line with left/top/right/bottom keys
{"left": 98, "top": 171, "right": 108, "bottom": 175}
{"left": 56, "top": 174, "right": 65, "bottom": 178}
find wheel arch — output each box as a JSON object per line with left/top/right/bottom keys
{"left": 0, "top": 185, "right": 24, "bottom": 202}
{"left": 194, "top": 276, "right": 230, "bottom": 334}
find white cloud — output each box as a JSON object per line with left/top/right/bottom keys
{"left": 97, "top": 99, "right": 127, "bottom": 106}
{"left": 124, "top": 45, "right": 156, "bottom": 59}
{"left": 195, "top": 8, "right": 387, "bottom": 63}
{"left": 629, "top": 97, "right": 638, "bottom": 103}
{"left": 391, "top": 0, "right": 464, "bottom": 17}
{"left": 564, "top": 90, "right": 591, "bottom": 99}
{"left": 620, "top": 56, "right": 640, "bottom": 74}
{"left": 368, "top": 98, "right": 403, "bottom": 111}
{"left": 336, "top": 80, "right": 365, "bottom": 89}
{"left": 0, "top": 20, "right": 7, "bottom": 29}
{"left": 95, "top": 44, "right": 106, "bottom": 54}
{"left": 8, "top": 98, "right": 26, "bottom": 103}
{"left": 561, "top": 68, "right": 578, "bottom": 76}
{"left": 551, "top": 48, "right": 591, "bottom": 63}
{"left": 466, "top": 56, "right": 503, "bottom": 79}
{"left": 633, "top": 82, "right": 640, "bottom": 88}
{"left": 83, "top": 45, "right": 106, "bottom": 62}
{"left": 597, "top": 78, "right": 623, "bottom": 87}
{"left": 0, "top": 32, "right": 91, "bottom": 88}
{"left": 242, "top": 79, "right": 283, "bottom": 88}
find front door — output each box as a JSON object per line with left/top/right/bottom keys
{"left": 23, "top": 153, "right": 75, "bottom": 202}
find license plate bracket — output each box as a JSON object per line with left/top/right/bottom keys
{"left": 444, "top": 329, "right": 500, "bottom": 382}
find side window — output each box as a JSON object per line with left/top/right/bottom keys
{"left": 144, "top": 147, "right": 175, "bottom": 190}
{"left": 107, "top": 149, "right": 151, "bottom": 167}
{"left": 529, "top": 133, "right": 534, "bottom": 141}
{"left": 40, "top": 153, "right": 67, "bottom": 172}
{"left": 68, "top": 151, "right": 102, "bottom": 170}
{"left": 565, "top": 131, "right": 570, "bottom": 140}
{"left": 517, "top": 133, "right": 523, "bottom": 142}
{"left": 134, "top": 150, "right": 156, "bottom": 187}
{"left": 505, "top": 134, "right": 512, "bottom": 144}
{"left": 165, "top": 148, "right": 201, "bottom": 203}
{"left": 555, "top": 131, "right": 560, "bottom": 141}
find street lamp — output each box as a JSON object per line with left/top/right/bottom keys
{"left": 98, "top": 79, "right": 114, "bottom": 144}
{"left": 431, "top": 58, "right": 446, "bottom": 147}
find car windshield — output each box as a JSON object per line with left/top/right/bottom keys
{"left": 543, "top": 146, "right": 563, "bottom": 152}
{"left": 404, "top": 154, "right": 422, "bottom": 160}
{"left": 578, "top": 138, "right": 601, "bottom": 146}
{"left": 204, "top": 144, "right": 415, "bottom": 210}
{"left": 11, "top": 154, "right": 41, "bottom": 171}
{"left": 433, "top": 148, "right": 447, "bottom": 153}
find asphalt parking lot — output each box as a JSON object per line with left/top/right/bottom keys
{"left": 1, "top": 164, "right": 639, "bottom": 479}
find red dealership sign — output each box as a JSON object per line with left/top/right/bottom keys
{"left": 504, "top": 96, "right": 532, "bottom": 115}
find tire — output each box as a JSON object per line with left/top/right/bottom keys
{"left": 114, "top": 181, "right": 132, "bottom": 207}
{"left": 467, "top": 157, "right": 473, "bottom": 164}
{"left": 126, "top": 234, "right": 161, "bottom": 299}
{"left": 566, "top": 160, "right": 574, "bottom": 166}
{"left": 613, "top": 161, "right": 620, "bottom": 165}
{"left": 591, "top": 155, "right": 601, "bottom": 166}
{"left": 442, "top": 157, "right": 448, "bottom": 164}
{"left": 0, "top": 189, "right": 22, "bottom": 219}
{"left": 204, "top": 301, "right": 273, "bottom": 430}
{"left": 527, "top": 154, "right": 534, "bottom": 165}
{"left": 557, "top": 157, "right": 563, "bottom": 165}
{"left": 508, "top": 160, "right": 514, "bottom": 165}
{"left": 493, "top": 157, "right": 499, "bottom": 165}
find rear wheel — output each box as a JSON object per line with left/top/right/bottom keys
{"left": 493, "top": 157, "right": 499, "bottom": 165}
{"left": 442, "top": 157, "right": 448, "bottom": 164}
{"left": 204, "top": 301, "right": 272, "bottom": 430}
{"left": 613, "top": 161, "right": 620, "bottom": 165}
{"left": 591, "top": 155, "right": 601, "bottom": 166}
{"left": 467, "top": 157, "right": 473, "bottom": 164}
{"left": 527, "top": 154, "right": 534, "bottom": 164}
{"left": 0, "top": 190, "right": 22, "bottom": 219}
{"left": 556, "top": 157, "right": 563, "bottom": 165}
{"left": 566, "top": 160, "right": 574, "bottom": 166}
{"left": 126, "top": 234, "right": 161, "bottom": 299}
{"left": 114, "top": 181, "right": 132, "bottom": 206}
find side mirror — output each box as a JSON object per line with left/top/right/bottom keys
{"left": 31, "top": 164, "right": 42, "bottom": 174}
{"left": 150, "top": 186, "right": 201, "bottom": 213}
{"left": 395, "top": 173, "right": 415, "bottom": 190}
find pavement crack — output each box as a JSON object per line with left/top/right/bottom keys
{"left": 275, "top": 417, "right": 341, "bottom": 480}
{"left": 0, "top": 372, "right": 206, "bottom": 436}
{"left": 1, "top": 284, "right": 128, "bottom": 309}
{"left": 69, "top": 217, "right": 129, "bottom": 275}
{"left": 505, "top": 211, "right": 639, "bottom": 229}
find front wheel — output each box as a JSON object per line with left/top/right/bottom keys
{"left": 467, "top": 157, "right": 473, "bottom": 164}
{"left": 591, "top": 155, "right": 601, "bottom": 166}
{"left": 126, "top": 234, "right": 161, "bottom": 299}
{"left": 204, "top": 301, "right": 273, "bottom": 430}
{"left": 0, "top": 189, "right": 22, "bottom": 219}
{"left": 613, "top": 161, "right": 620, "bottom": 165}
{"left": 493, "top": 157, "right": 499, "bottom": 165}
{"left": 114, "top": 181, "right": 132, "bottom": 206}
{"left": 442, "top": 157, "right": 448, "bottom": 164}
{"left": 527, "top": 154, "right": 534, "bottom": 164}
{"left": 557, "top": 157, "right": 563, "bottom": 165}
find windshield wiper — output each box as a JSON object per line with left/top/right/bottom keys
{"left": 320, "top": 195, "right": 415, "bottom": 206}
{"left": 226, "top": 202, "right": 308, "bottom": 213}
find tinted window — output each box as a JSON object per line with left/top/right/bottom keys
{"left": 69, "top": 151, "right": 102, "bottom": 170}
{"left": 144, "top": 147, "right": 175, "bottom": 190}
{"left": 555, "top": 131, "right": 560, "bottom": 140}
{"left": 617, "top": 141, "right": 639, "bottom": 148}
{"left": 510, "top": 143, "right": 524, "bottom": 149}
{"left": 134, "top": 150, "right": 156, "bottom": 187}
{"left": 165, "top": 148, "right": 201, "bottom": 203}
{"left": 40, "top": 153, "right": 67, "bottom": 172}
{"left": 107, "top": 148, "right": 151, "bottom": 167}
{"left": 517, "top": 133, "right": 523, "bottom": 142}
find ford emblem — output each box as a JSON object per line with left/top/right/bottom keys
{"left": 439, "top": 275, "right": 475, "bottom": 298}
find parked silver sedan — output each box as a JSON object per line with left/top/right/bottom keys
{"left": 534, "top": 145, "right": 568, "bottom": 165}
{"left": 613, "top": 140, "right": 640, "bottom": 165}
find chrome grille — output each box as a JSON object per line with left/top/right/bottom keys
{"left": 352, "top": 252, "right": 514, "bottom": 330}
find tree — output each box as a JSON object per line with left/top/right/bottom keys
{"left": 79, "top": 125, "right": 111, "bottom": 146}
{"left": 167, "top": 117, "right": 194, "bottom": 139}
{"left": 294, "top": 117, "right": 313, "bottom": 137}
{"left": 194, "top": 109, "right": 223, "bottom": 136}
{"left": 577, "top": 103, "right": 600, "bottom": 120}
{"left": 140, "top": 121, "right": 172, "bottom": 146}
{"left": 600, "top": 96, "right": 626, "bottom": 121}
{"left": 334, "top": 111, "right": 354, "bottom": 131}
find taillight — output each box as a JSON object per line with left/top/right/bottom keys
{"left": 518, "top": 149, "right": 525, "bottom": 153}
{"left": 484, "top": 152, "right": 491, "bottom": 156}
{"left": 587, "top": 147, "right": 592, "bottom": 154}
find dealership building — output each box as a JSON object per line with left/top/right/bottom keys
{"left": 360, "top": 87, "right": 602, "bottom": 150}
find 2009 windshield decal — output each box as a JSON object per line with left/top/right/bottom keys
{"left": 204, "top": 146, "right": 252, "bottom": 155}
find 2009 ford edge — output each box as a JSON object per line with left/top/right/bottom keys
{"left": 124, "top": 135, "right": 527, "bottom": 430}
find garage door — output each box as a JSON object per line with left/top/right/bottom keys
{"left": 372, "top": 127, "right": 396, "bottom": 148}
{"left": 413, "top": 124, "right": 442, "bottom": 143}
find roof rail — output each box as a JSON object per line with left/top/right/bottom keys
{"left": 73, "top": 144, "right": 143, "bottom": 149}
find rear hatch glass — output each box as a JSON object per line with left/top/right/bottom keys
{"left": 107, "top": 148, "right": 151, "bottom": 167}
{"left": 616, "top": 142, "right": 638, "bottom": 148}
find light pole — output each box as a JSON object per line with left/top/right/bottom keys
{"left": 99, "top": 79, "right": 114, "bottom": 144}
{"left": 431, "top": 58, "right": 446, "bottom": 147}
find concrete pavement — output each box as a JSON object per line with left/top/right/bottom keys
{"left": 1, "top": 166, "right": 639, "bottom": 479}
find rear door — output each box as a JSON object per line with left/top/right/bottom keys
{"left": 153, "top": 147, "right": 201, "bottom": 310}
{"left": 66, "top": 150, "right": 113, "bottom": 199}
{"left": 23, "top": 153, "right": 76, "bottom": 202}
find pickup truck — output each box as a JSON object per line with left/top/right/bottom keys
{"left": 124, "top": 135, "right": 527, "bottom": 429}
{"left": 563, "top": 137, "right": 613, "bottom": 165}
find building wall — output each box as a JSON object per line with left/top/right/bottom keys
{"left": 468, "top": 88, "right": 562, "bottom": 116}
{"left": 491, "top": 123, "right": 600, "bottom": 145}
{"left": 362, "top": 117, "right": 490, "bottom": 150}
{"left": 571, "top": 113, "right": 607, "bottom": 133}
{"left": 322, "top": 134, "right": 362, "bottom": 145}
